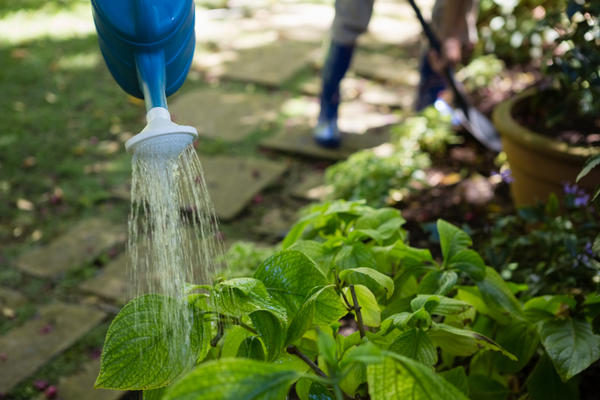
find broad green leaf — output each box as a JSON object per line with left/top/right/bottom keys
{"left": 163, "top": 359, "right": 302, "bottom": 400}
{"left": 410, "top": 295, "right": 471, "bottom": 316}
{"left": 307, "top": 382, "right": 335, "bottom": 400}
{"left": 440, "top": 367, "right": 469, "bottom": 396}
{"left": 367, "top": 354, "right": 469, "bottom": 400}
{"left": 250, "top": 310, "right": 285, "bottom": 361}
{"left": 467, "top": 374, "right": 509, "bottom": 400}
{"left": 492, "top": 321, "right": 539, "bottom": 373}
{"left": 294, "top": 378, "right": 312, "bottom": 400}
{"left": 476, "top": 267, "right": 523, "bottom": 322}
{"left": 237, "top": 336, "right": 265, "bottom": 360}
{"left": 339, "top": 362, "right": 366, "bottom": 397}
{"left": 317, "top": 329, "right": 337, "bottom": 373}
{"left": 373, "top": 241, "right": 434, "bottom": 274}
{"left": 254, "top": 251, "right": 345, "bottom": 323}
{"left": 539, "top": 317, "right": 600, "bottom": 380}
{"left": 340, "top": 267, "right": 394, "bottom": 299}
{"left": 286, "top": 286, "right": 342, "bottom": 345}
{"left": 213, "top": 278, "right": 286, "bottom": 320}
{"left": 288, "top": 240, "right": 333, "bottom": 276}
{"left": 389, "top": 328, "right": 437, "bottom": 366}
{"left": 524, "top": 295, "right": 576, "bottom": 323}
{"left": 144, "top": 387, "right": 166, "bottom": 400}
{"left": 96, "top": 295, "right": 209, "bottom": 390}
{"left": 429, "top": 323, "right": 516, "bottom": 360}
{"left": 340, "top": 342, "right": 384, "bottom": 367}
{"left": 335, "top": 242, "right": 378, "bottom": 270}
{"left": 417, "top": 270, "right": 457, "bottom": 296}
{"left": 221, "top": 325, "right": 253, "bottom": 358}
{"left": 527, "top": 355, "right": 579, "bottom": 400}
{"left": 343, "top": 285, "right": 381, "bottom": 327}
{"left": 447, "top": 249, "right": 486, "bottom": 281}
{"left": 437, "top": 220, "right": 471, "bottom": 265}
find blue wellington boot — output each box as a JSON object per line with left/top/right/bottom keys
{"left": 314, "top": 42, "right": 355, "bottom": 148}
{"left": 415, "top": 52, "right": 446, "bottom": 111}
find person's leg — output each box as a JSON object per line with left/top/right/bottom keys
{"left": 314, "top": 0, "right": 374, "bottom": 148}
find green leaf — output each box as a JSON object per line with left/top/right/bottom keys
{"left": 440, "top": 367, "right": 469, "bottom": 396}
{"left": 221, "top": 326, "right": 253, "bottom": 358}
{"left": 539, "top": 317, "right": 600, "bottom": 380}
{"left": 213, "top": 278, "right": 286, "bottom": 320}
{"left": 343, "top": 285, "right": 381, "bottom": 327}
{"left": 144, "top": 387, "right": 166, "bottom": 400}
{"left": 335, "top": 242, "right": 378, "bottom": 270}
{"left": 476, "top": 267, "right": 523, "bottom": 322}
{"left": 288, "top": 240, "right": 333, "bottom": 276}
{"left": 163, "top": 359, "right": 302, "bottom": 400}
{"left": 96, "top": 295, "right": 209, "bottom": 390}
{"left": 417, "top": 270, "right": 457, "bottom": 296}
{"left": 492, "top": 321, "right": 539, "bottom": 373}
{"left": 447, "top": 249, "right": 486, "bottom": 281}
{"left": 339, "top": 267, "right": 394, "bottom": 299}
{"left": 317, "top": 329, "right": 338, "bottom": 372}
{"left": 429, "top": 323, "right": 516, "bottom": 360}
{"left": 286, "top": 286, "right": 341, "bottom": 346}
{"left": 467, "top": 374, "right": 509, "bottom": 400}
{"left": 237, "top": 336, "right": 266, "bottom": 360}
{"left": 576, "top": 154, "right": 600, "bottom": 182}
{"left": 367, "top": 354, "right": 469, "bottom": 400}
{"left": 527, "top": 355, "right": 579, "bottom": 400}
{"left": 389, "top": 328, "right": 438, "bottom": 366}
{"left": 437, "top": 220, "right": 471, "bottom": 265}
{"left": 410, "top": 295, "right": 472, "bottom": 316}
{"left": 307, "top": 382, "right": 335, "bottom": 400}
{"left": 250, "top": 310, "right": 285, "bottom": 361}
{"left": 254, "top": 251, "right": 345, "bottom": 324}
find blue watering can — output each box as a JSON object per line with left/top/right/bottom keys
{"left": 91, "top": 0, "right": 198, "bottom": 157}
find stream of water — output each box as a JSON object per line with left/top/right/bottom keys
{"left": 128, "top": 143, "right": 223, "bottom": 360}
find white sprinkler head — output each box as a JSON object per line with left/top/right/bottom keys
{"left": 125, "top": 107, "right": 198, "bottom": 159}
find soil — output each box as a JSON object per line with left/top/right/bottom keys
{"left": 512, "top": 88, "right": 600, "bottom": 147}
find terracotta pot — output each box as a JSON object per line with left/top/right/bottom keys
{"left": 493, "top": 89, "right": 600, "bottom": 206}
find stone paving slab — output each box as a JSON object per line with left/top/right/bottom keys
{"left": 169, "top": 88, "right": 281, "bottom": 142}
{"left": 34, "top": 359, "right": 122, "bottom": 400}
{"left": 16, "top": 219, "right": 126, "bottom": 279}
{"left": 351, "top": 51, "right": 420, "bottom": 86}
{"left": 0, "top": 303, "right": 106, "bottom": 393}
{"left": 79, "top": 253, "right": 128, "bottom": 305}
{"left": 260, "top": 125, "right": 391, "bottom": 161}
{"left": 220, "top": 41, "right": 320, "bottom": 87}
{"left": 254, "top": 208, "right": 297, "bottom": 237}
{"left": 199, "top": 156, "right": 288, "bottom": 220}
{"left": 290, "top": 172, "right": 332, "bottom": 201}
{"left": 0, "top": 287, "right": 27, "bottom": 310}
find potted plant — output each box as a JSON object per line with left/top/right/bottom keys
{"left": 493, "top": 0, "right": 600, "bottom": 206}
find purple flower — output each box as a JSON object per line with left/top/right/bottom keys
{"left": 563, "top": 182, "right": 578, "bottom": 194}
{"left": 574, "top": 193, "right": 590, "bottom": 207}
{"left": 500, "top": 169, "right": 514, "bottom": 183}
{"left": 585, "top": 241, "right": 594, "bottom": 255}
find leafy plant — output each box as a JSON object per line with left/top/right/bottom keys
{"left": 542, "top": 0, "right": 600, "bottom": 127}
{"left": 325, "top": 108, "right": 458, "bottom": 207}
{"left": 95, "top": 200, "right": 600, "bottom": 399}
{"left": 482, "top": 193, "right": 600, "bottom": 295}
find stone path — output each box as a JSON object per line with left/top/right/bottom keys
{"left": 34, "top": 360, "right": 121, "bottom": 400}
{"left": 200, "top": 156, "right": 288, "bottom": 220}
{"left": 16, "top": 219, "right": 126, "bottom": 279}
{"left": 0, "top": 303, "right": 106, "bottom": 393}
{"left": 170, "top": 87, "right": 282, "bottom": 141}
{"left": 79, "top": 253, "right": 128, "bottom": 305}
{"left": 1, "top": 1, "right": 431, "bottom": 398}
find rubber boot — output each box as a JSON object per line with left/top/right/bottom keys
{"left": 415, "top": 52, "right": 446, "bottom": 111}
{"left": 314, "top": 41, "right": 355, "bottom": 148}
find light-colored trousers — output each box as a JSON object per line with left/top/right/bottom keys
{"left": 331, "top": 0, "right": 478, "bottom": 47}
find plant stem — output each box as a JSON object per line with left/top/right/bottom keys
{"left": 349, "top": 285, "right": 366, "bottom": 338}
{"left": 211, "top": 316, "right": 225, "bottom": 347}
{"left": 286, "top": 345, "right": 327, "bottom": 378}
